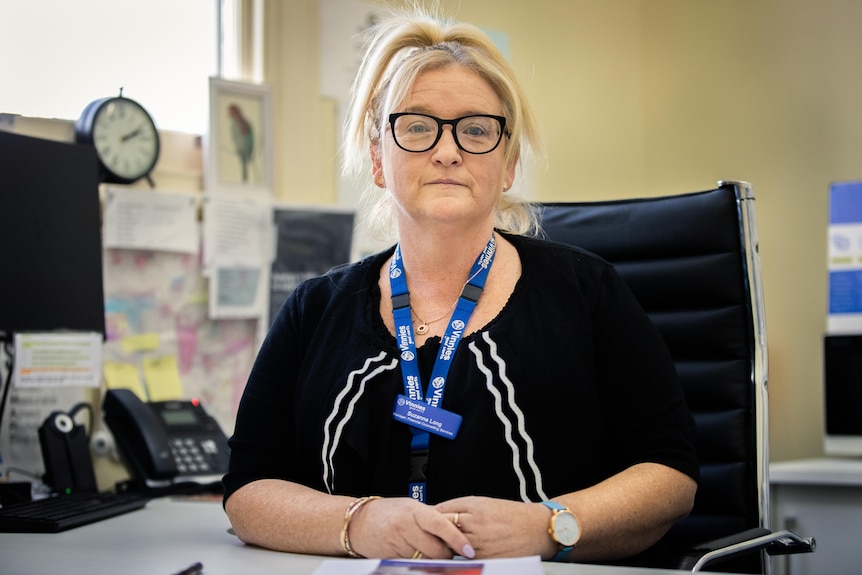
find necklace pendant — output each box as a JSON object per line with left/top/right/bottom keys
{"left": 415, "top": 323, "right": 429, "bottom": 335}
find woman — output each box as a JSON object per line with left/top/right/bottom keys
{"left": 223, "top": 5, "right": 698, "bottom": 565}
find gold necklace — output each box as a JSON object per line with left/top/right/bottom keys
{"left": 413, "top": 303, "right": 457, "bottom": 335}
{"left": 411, "top": 265, "right": 486, "bottom": 336}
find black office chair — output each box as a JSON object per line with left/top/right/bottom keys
{"left": 539, "top": 181, "right": 815, "bottom": 573}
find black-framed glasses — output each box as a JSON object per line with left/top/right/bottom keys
{"left": 388, "top": 113, "right": 508, "bottom": 154}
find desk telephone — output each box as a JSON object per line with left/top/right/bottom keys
{"left": 103, "top": 389, "right": 229, "bottom": 489}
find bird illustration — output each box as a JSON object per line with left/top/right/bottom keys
{"left": 228, "top": 104, "right": 254, "bottom": 182}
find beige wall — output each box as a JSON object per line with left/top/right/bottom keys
{"left": 267, "top": 0, "right": 862, "bottom": 462}
{"left": 639, "top": 0, "right": 862, "bottom": 462}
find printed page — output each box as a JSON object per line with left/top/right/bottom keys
{"left": 312, "top": 555, "right": 544, "bottom": 575}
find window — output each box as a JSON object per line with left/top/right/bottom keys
{"left": 0, "top": 0, "right": 238, "bottom": 135}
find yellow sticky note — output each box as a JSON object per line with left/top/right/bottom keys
{"left": 103, "top": 361, "right": 147, "bottom": 400}
{"left": 187, "top": 290, "right": 209, "bottom": 305}
{"left": 141, "top": 355, "right": 184, "bottom": 401}
{"left": 121, "top": 333, "right": 160, "bottom": 353}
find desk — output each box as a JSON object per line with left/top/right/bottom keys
{"left": 770, "top": 457, "right": 862, "bottom": 575}
{"left": 0, "top": 498, "right": 699, "bottom": 575}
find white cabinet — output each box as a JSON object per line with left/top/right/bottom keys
{"left": 770, "top": 458, "right": 862, "bottom": 575}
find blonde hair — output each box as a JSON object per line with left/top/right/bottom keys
{"left": 343, "top": 3, "right": 544, "bottom": 240}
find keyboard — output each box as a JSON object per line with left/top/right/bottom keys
{"left": 0, "top": 491, "right": 149, "bottom": 533}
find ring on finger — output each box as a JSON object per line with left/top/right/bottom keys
{"left": 412, "top": 549, "right": 424, "bottom": 559}
{"left": 453, "top": 512, "right": 461, "bottom": 529}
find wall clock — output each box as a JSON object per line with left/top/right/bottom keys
{"left": 74, "top": 90, "right": 160, "bottom": 186}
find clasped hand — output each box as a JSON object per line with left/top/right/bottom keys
{"left": 348, "top": 496, "right": 552, "bottom": 560}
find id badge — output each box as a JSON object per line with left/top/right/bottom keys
{"left": 392, "top": 394, "right": 462, "bottom": 439}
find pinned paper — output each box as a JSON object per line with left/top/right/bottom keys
{"left": 103, "top": 361, "right": 147, "bottom": 400}
{"left": 14, "top": 332, "right": 103, "bottom": 388}
{"left": 102, "top": 187, "right": 198, "bottom": 254}
{"left": 121, "top": 333, "right": 160, "bottom": 353}
{"left": 141, "top": 355, "right": 185, "bottom": 401}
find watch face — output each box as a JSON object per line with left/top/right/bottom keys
{"left": 92, "top": 98, "right": 159, "bottom": 181}
{"left": 552, "top": 511, "right": 580, "bottom": 547}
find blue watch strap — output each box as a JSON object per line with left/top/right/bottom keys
{"left": 540, "top": 501, "right": 577, "bottom": 561}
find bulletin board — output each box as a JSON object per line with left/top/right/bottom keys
{"left": 101, "top": 245, "right": 259, "bottom": 434}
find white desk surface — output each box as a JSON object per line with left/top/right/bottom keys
{"left": 770, "top": 457, "right": 862, "bottom": 486}
{"left": 0, "top": 497, "right": 700, "bottom": 575}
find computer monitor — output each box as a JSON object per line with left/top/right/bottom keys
{"left": 0, "top": 130, "right": 106, "bottom": 337}
{"left": 823, "top": 333, "right": 862, "bottom": 456}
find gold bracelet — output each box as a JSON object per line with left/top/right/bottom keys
{"left": 341, "top": 495, "right": 381, "bottom": 558}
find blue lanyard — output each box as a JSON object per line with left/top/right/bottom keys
{"left": 389, "top": 234, "right": 496, "bottom": 501}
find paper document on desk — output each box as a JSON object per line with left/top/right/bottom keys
{"left": 312, "top": 555, "right": 543, "bottom": 575}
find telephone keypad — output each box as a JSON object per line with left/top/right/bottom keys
{"left": 170, "top": 437, "right": 214, "bottom": 474}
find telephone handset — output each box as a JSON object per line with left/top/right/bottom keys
{"left": 102, "top": 389, "right": 230, "bottom": 489}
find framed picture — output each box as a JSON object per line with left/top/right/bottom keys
{"left": 207, "top": 77, "right": 274, "bottom": 195}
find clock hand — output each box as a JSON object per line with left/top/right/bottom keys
{"left": 121, "top": 127, "right": 142, "bottom": 142}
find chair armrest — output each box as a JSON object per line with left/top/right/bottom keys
{"left": 678, "top": 527, "right": 816, "bottom": 572}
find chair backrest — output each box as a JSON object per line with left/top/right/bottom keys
{"left": 539, "top": 181, "right": 770, "bottom": 573}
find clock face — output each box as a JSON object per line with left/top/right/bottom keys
{"left": 92, "top": 98, "right": 159, "bottom": 181}
{"left": 552, "top": 511, "right": 580, "bottom": 546}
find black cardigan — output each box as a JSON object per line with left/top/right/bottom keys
{"left": 224, "top": 233, "right": 698, "bottom": 504}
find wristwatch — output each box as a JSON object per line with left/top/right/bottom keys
{"left": 540, "top": 501, "right": 580, "bottom": 561}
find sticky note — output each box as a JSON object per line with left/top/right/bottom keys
{"left": 141, "top": 355, "right": 184, "bottom": 401}
{"left": 103, "top": 361, "right": 147, "bottom": 399}
{"left": 121, "top": 333, "right": 160, "bottom": 353}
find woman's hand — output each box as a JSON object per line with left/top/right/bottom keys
{"left": 436, "top": 463, "right": 697, "bottom": 562}
{"left": 227, "top": 481, "right": 475, "bottom": 559}
{"left": 349, "top": 496, "right": 476, "bottom": 560}
{"left": 435, "top": 496, "right": 554, "bottom": 559}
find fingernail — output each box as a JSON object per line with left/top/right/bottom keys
{"left": 461, "top": 544, "right": 476, "bottom": 559}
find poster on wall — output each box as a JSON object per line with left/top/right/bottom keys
{"left": 269, "top": 206, "right": 355, "bottom": 326}
{"left": 827, "top": 181, "right": 862, "bottom": 333}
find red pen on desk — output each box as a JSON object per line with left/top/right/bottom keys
{"left": 172, "top": 562, "right": 203, "bottom": 575}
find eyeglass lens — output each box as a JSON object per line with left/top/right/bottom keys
{"left": 390, "top": 114, "right": 505, "bottom": 154}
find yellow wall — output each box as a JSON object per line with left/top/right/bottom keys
{"left": 267, "top": 0, "right": 862, "bottom": 462}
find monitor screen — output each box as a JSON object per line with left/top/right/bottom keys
{"left": 0, "top": 130, "right": 106, "bottom": 336}
{"left": 824, "top": 334, "right": 862, "bottom": 455}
